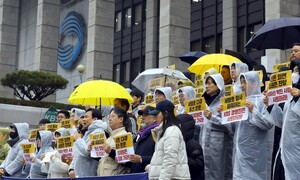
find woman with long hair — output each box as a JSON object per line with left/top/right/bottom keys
{"left": 146, "top": 100, "right": 190, "bottom": 180}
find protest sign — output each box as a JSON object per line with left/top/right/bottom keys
{"left": 267, "top": 70, "right": 292, "bottom": 105}
{"left": 28, "top": 129, "right": 38, "bottom": 143}
{"left": 56, "top": 136, "right": 74, "bottom": 161}
{"left": 273, "top": 62, "right": 290, "bottom": 72}
{"left": 195, "top": 87, "right": 204, "bottom": 98}
{"left": 113, "top": 133, "right": 134, "bottom": 163}
{"left": 172, "top": 92, "right": 179, "bottom": 105}
{"left": 60, "top": 119, "right": 73, "bottom": 129}
{"left": 224, "top": 85, "right": 233, "bottom": 96}
{"left": 185, "top": 97, "right": 207, "bottom": 125}
{"left": 45, "top": 123, "right": 61, "bottom": 132}
{"left": 144, "top": 94, "right": 153, "bottom": 104}
{"left": 90, "top": 132, "right": 107, "bottom": 158}
{"left": 21, "top": 143, "right": 35, "bottom": 164}
{"left": 221, "top": 93, "right": 248, "bottom": 124}
{"left": 194, "top": 75, "right": 204, "bottom": 87}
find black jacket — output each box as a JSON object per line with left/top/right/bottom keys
{"left": 177, "top": 114, "right": 205, "bottom": 180}
{"left": 131, "top": 128, "right": 156, "bottom": 173}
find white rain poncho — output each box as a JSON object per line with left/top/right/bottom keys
{"left": 29, "top": 130, "right": 54, "bottom": 178}
{"left": 43, "top": 128, "right": 70, "bottom": 178}
{"left": 0, "top": 123, "right": 29, "bottom": 177}
{"left": 176, "top": 86, "right": 196, "bottom": 115}
{"left": 265, "top": 90, "right": 300, "bottom": 179}
{"left": 154, "top": 87, "right": 172, "bottom": 103}
{"left": 233, "top": 71, "right": 274, "bottom": 180}
{"left": 230, "top": 62, "right": 249, "bottom": 93}
{"left": 201, "top": 74, "right": 233, "bottom": 180}
{"left": 69, "top": 120, "right": 107, "bottom": 177}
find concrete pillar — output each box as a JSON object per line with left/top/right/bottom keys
{"left": 0, "top": 0, "right": 19, "bottom": 98}
{"left": 158, "top": 0, "right": 190, "bottom": 72}
{"left": 265, "top": 0, "right": 300, "bottom": 63}
{"left": 35, "top": 0, "right": 60, "bottom": 72}
{"left": 86, "top": 0, "right": 114, "bottom": 80}
{"left": 222, "top": 0, "right": 237, "bottom": 51}
{"left": 145, "top": 0, "right": 159, "bottom": 69}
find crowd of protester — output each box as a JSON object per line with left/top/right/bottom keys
{"left": 0, "top": 43, "right": 300, "bottom": 180}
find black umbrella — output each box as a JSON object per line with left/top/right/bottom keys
{"left": 225, "top": 49, "right": 257, "bottom": 70}
{"left": 179, "top": 51, "right": 207, "bottom": 64}
{"left": 245, "top": 17, "right": 300, "bottom": 50}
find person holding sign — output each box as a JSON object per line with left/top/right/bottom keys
{"left": 43, "top": 128, "right": 71, "bottom": 178}
{"left": 230, "top": 62, "right": 249, "bottom": 93}
{"left": 176, "top": 86, "right": 196, "bottom": 115}
{"left": 263, "top": 77, "right": 300, "bottom": 179}
{"left": 26, "top": 130, "right": 54, "bottom": 178}
{"left": 130, "top": 106, "right": 158, "bottom": 173}
{"left": 231, "top": 71, "right": 274, "bottom": 180}
{"left": 97, "top": 107, "right": 131, "bottom": 176}
{"left": 69, "top": 108, "right": 107, "bottom": 178}
{"left": 201, "top": 73, "right": 233, "bottom": 180}
{"left": 146, "top": 100, "right": 190, "bottom": 180}
{"left": 0, "top": 123, "right": 29, "bottom": 178}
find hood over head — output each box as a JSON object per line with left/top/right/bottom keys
{"left": 177, "top": 86, "right": 196, "bottom": 101}
{"left": 204, "top": 73, "right": 225, "bottom": 93}
{"left": 71, "top": 108, "right": 85, "bottom": 120}
{"left": 88, "top": 119, "right": 108, "bottom": 132}
{"left": 203, "top": 68, "right": 218, "bottom": 79}
{"left": 154, "top": 87, "right": 172, "bottom": 102}
{"left": 13, "top": 123, "right": 29, "bottom": 140}
{"left": 38, "top": 130, "right": 53, "bottom": 149}
{"left": 100, "top": 105, "right": 113, "bottom": 117}
{"left": 54, "top": 127, "right": 70, "bottom": 137}
{"left": 230, "top": 62, "right": 249, "bottom": 81}
{"left": 240, "top": 71, "right": 261, "bottom": 97}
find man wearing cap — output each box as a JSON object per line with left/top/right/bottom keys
{"left": 130, "top": 106, "right": 158, "bottom": 173}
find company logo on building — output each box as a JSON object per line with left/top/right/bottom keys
{"left": 58, "top": 11, "right": 85, "bottom": 70}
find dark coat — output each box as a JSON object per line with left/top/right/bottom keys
{"left": 177, "top": 114, "right": 205, "bottom": 180}
{"left": 131, "top": 128, "right": 156, "bottom": 173}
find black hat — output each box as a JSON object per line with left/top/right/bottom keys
{"left": 130, "top": 88, "right": 144, "bottom": 98}
{"left": 138, "top": 106, "right": 155, "bottom": 115}
{"left": 148, "top": 100, "right": 175, "bottom": 115}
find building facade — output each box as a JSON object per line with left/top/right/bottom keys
{"left": 0, "top": 0, "right": 299, "bottom": 104}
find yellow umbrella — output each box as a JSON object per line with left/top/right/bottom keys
{"left": 188, "top": 53, "right": 242, "bottom": 75}
{"left": 68, "top": 80, "right": 133, "bottom": 106}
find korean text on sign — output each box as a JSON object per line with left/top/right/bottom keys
{"left": 221, "top": 93, "right": 248, "bottom": 124}
{"left": 90, "top": 132, "right": 106, "bottom": 158}
{"left": 28, "top": 129, "right": 38, "bottom": 143}
{"left": 267, "top": 70, "right": 292, "bottom": 105}
{"left": 21, "top": 143, "right": 35, "bottom": 164}
{"left": 56, "top": 136, "right": 74, "bottom": 160}
{"left": 184, "top": 97, "right": 207, "bottom": 125}
{"left": 113, "top": 133, "right": 134, "bottom": 163}
{"left": 60, "top": 119, "right": 73, "bottom": 129}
